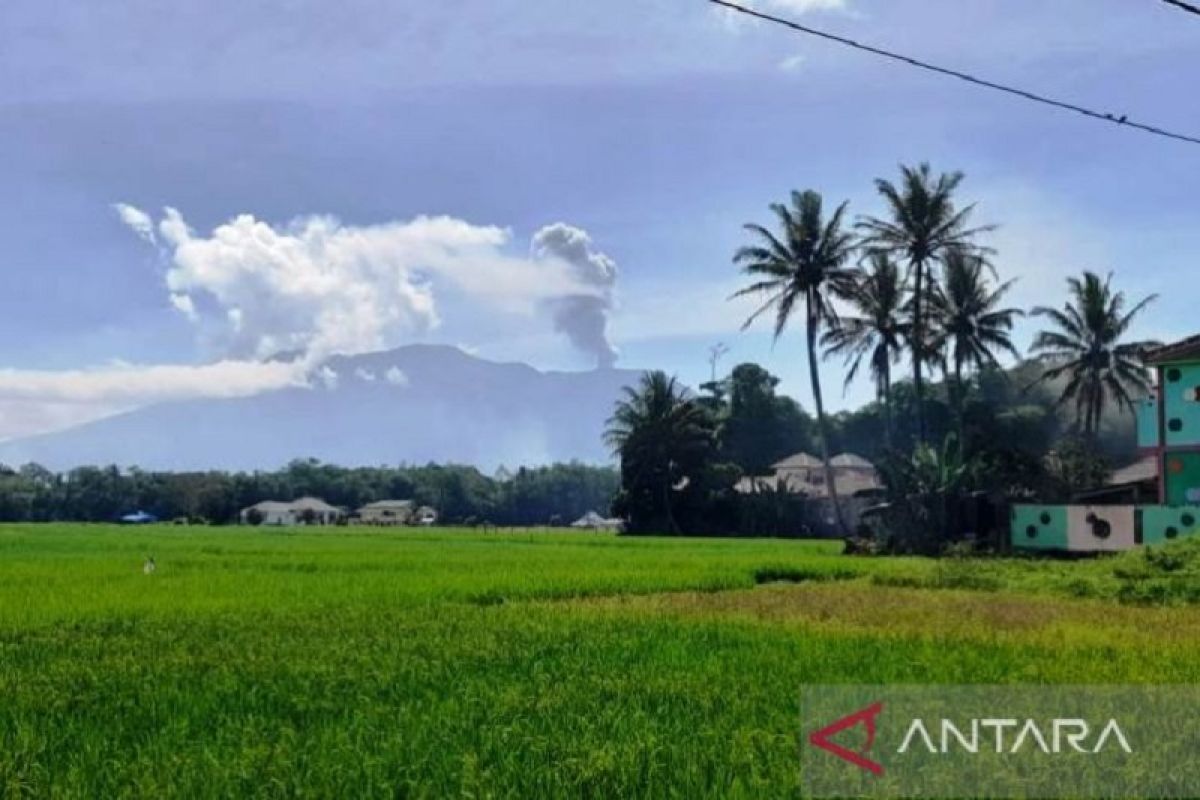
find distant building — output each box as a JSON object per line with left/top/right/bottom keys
{"left": 240, "top": 497, "right": 344, "bottom": 526}
{"left": 734, "top": 452, "right": 884, "bottom": 536}
{"left": 414, "top": 506, "right": 439, "bottom": 526}
{"left": 1014, "top": 333, "right": 1200, "bottom": 552}
{"left": 119, "top": 510, "right": 158, "bottom": 525}
{"left": 354, "top": 500, "right": 414, "bottom": 526}
{"left": 569, "top": 510, "right": 624, "bottom": 532}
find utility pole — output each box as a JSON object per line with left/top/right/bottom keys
{"left": 707, "top": 342, "right": 730, "bottom": 384}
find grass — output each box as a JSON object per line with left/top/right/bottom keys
{"left": 3, "top": 524, "right": 1200, "bottom": 798}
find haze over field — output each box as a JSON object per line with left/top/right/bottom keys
{"left": 0, "top": 345, "right": 640, "bottom": 471}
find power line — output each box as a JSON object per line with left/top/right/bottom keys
{"left": 1160, "top": 0, "right": 1200, "bottom": 17}
{"left": 707, "top": 0, "right": 1200, "bottom": 147}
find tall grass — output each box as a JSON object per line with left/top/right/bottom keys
{"left": 2, "top": 525, "right": 1199, "bottom": 797}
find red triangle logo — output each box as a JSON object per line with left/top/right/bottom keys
{"left": 808, "top": 701, "right": 885, "bottom": 775}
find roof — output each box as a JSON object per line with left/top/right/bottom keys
{"left": 244, "top": 500, "right": 293, "bottom": 513}
{"left": 771, "top": 452, "right": 822, "bottom": 471}
{"left": 735, "top": 471, "right": 882, "bottom": 498}
{"left": 830, "top": 453, "right": 874, "bottom": 469}
{"left": 1108, "top": 455, "right": 1159, "bottom": 486}
{"left": 243, "top": 498, "right": 341, "bottom": 514}
{"left": 571, "top": 511, "right": 622, "bottom": 528}
{"left": 806, "top": 471, "right": 883, "bottom": 499}
{"left": 1145, "top": 334, "right": 1200, "bottom": 365}
{"left": 770, "top": 452, "right": 876, "bottom": 471}
{"left": 289, "top": 497, "right": 341, "bottom": 512}
{"left": 358, "top": 500, "right": 413, "bottom": 511}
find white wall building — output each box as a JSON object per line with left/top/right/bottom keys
{"left": 240, "top": 497, "right": 344, "bottom": 526}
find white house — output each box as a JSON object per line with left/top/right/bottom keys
{"left": 570, "top": 510, "right": 624, "bottom": 532}
{"left": 354, "top": 500, "right": 414, "bottom": 526}
{"left": 734, "top": 452, "right": 884, "bottom": 536}
{"left": 240, "top": 497, "right": 344, "bottom": 526}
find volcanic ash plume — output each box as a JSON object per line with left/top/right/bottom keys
{"left": 531, "top": 223, "right": 619, "bottom": 369}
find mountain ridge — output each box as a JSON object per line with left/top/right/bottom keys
{"left": 0, "top": 346, "right": 643, "bottom": 472}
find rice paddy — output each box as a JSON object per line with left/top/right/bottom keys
{"left": 3, "top": 524, "right": 1199, "bottom": 798}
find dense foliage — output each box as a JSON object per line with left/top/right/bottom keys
{"left": 1030, "top": 270, "right": 1159, "bottom": 436}
{"left": 733, "top": 189, "right": 858, "bottom": 534}
{"left": 608, "top": 163, "right": 1157, "bottom": 548}
{"left": 0, "top": 459, "right": 619, "bottom": 526}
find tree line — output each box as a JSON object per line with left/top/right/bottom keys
{"left": 608, "top": 162, "right": 1158, "bottom": 543}
{"left": 0, "top": 459, "right": 619, "bottom": 526}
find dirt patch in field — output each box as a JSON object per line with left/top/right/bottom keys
{"left": 563, "top": 582, "right": 1200, "bottom": 650}
{"left": 751, "top": 566, "right": 857, "bottom": 585}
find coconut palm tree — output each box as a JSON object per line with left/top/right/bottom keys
{"left": 604, "top": 371, "right": 714, "bottom": 534}
{"left": 731, "top": 189, "right": 857, "bottom": 535}
{"left": 821, "top": 252, "right": 907, "bottom": 446}
{"left": 1029, "top": 271, "right": 1159, "bottom": 438}
{"left": 857, "top": 163, "right": 994, "bottom": 443}
{"left": 928, "top": 250, "right": 1023, "bottom": 430}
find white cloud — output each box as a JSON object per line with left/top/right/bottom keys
{"left": 778, "top": 53, "right": 806, "bottom": 72}
{"left": 169, "top": 293, "right": 198, "bottom": 320}
{"left": 118, "top": 207, "right": 617, "bottom": 366}
{"left": 0, "top": 208, "right": 626, "bottom": 444}
{"left": 113, "top": 203, "right": 156, "bottom": 245}
{"left": 354, "top": 367, "right": 377, "bottom": 382}
{"left": 315, "top": 366, "right": 339, "bottom": 390}
{"left": 0, "top": 359, "right": 307, "bottom": 405}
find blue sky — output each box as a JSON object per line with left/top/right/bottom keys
{"left": 0, "top": 0, "right": 1197, "bottom": 440}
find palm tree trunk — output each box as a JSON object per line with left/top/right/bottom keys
{"left": 662, "top": 474, "right": 678, "bottom": 534}
{"left": 882, "top": 365, "right": 893, "bottom": 450}
{"left": 912, "top": 257, "right": 927, "bottom": 443}
{"left": 807, "top": 303, "right": 848, "bottom": 537}
{"left": 953, "top": 353, "right": 965, "bottom": 446}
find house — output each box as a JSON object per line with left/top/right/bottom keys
{"left": 569, "top": 510, "right": 624, "bottom": 532}
{"left": 738, "top": 452, "right": 882, "bottom": 495}
{"left": 1013, "top": 333, "right": 1200, "bottom": 552}
{"left": 354, "top": 500, "right": 414, "bottom": 526}
{"left": 119, "top": 510, "right": 158, "bottom": 525}
{"left": 734, "top": 452, "right": 884, "bottom": 536}
{"left": 240, "top": 497, "right": 344, "bottom": 526}
{"left": 240, "top": 500, "right": 295, "bottom": 526}
{"left": 1071, "top": 455, "right": 1160, "bottom": 506}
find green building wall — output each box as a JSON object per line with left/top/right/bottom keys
{"left": 1011, "top": 505, "right": 1068, "bottom": 550}
{"left": 1135, "top": 395, "right": 1159, "bottom": 449}
{"left": 1141, "top": 506, "right": 1200, "bottom": 545}
{"left": 1164, "top": 452, "right": 1200, "bottom": 506}
{"left": 1162, "top": 364, "right": 1200, "bottom": 447}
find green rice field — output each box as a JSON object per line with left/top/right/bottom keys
{"left": 4, "top": 524, "right": 1200, "bottom": 798}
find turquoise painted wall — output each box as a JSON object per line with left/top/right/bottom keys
{"left": 1162, "top": 364, "right": 1200, "bottom": 447}
{"left": 1164, "top": 452, "right": 1200, "bottom": 506}
{"left": 1136, "top": 395, "right": 1159, "bottom": 449}
{"left": 1011, "top": 505, "right": 1068, "bottom": 550}
{"left": 1141, "top": 506, "right": 1200, "bottom": 545}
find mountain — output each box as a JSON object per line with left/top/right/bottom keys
{"left": 0, "top": 346, "right": 644, "bottom": 471}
